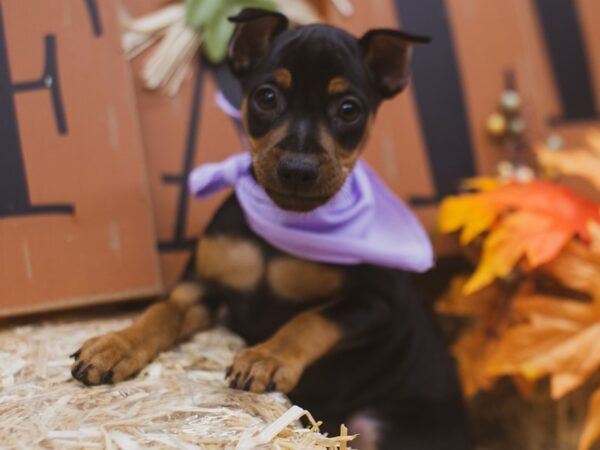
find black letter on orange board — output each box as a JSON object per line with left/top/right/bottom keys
{"left": 394, "top": 0, "right": 476, "bottom": 205}
{"left": 0, "top": 4, "right": 73, "bottom": 218}
{"left": 533, "top": 0, "right": 598, "bottom": 123}
{"left": 84, "top": 0, "right": 103, "bottom": 37}
{"left": 158, "top": 62, "right": 244, "bottom": 253}
{"left": 158, "top": 64, "right": 205, "bottom": 252}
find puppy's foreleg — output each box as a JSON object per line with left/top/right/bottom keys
{"left": 71, "top": 281, "right": 213, "bottom": 385}
{"left": 226, "top": 295, "right": 391, "bottom": 394}
{"left": 226, "top": 307, "right": 342, "bottom": 393}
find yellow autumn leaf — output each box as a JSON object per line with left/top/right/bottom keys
{"left": 439, "top": 194, "right": 500, "bottom": 245}
{"left": 461, "top": 177, "right": 501, "bottom": 192}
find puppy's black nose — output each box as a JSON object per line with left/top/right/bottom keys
{"left": 277, "top": 158, "right": 319, "bottom": 189}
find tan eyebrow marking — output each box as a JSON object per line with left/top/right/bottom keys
{"left": 328, "top": 77, "right": 350, "bottom": 95}
{"left": 274, "top": 68, "right": 292, "bottom": 89}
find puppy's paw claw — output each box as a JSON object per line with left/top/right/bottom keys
{"left": 70, "top": 332, "right": 142, "bottom": 386}
{"left": 229, "top": 372, "right": 240, "bottom": 389}
{"left": 242, "top": 376, "right": 254, "bottom": 391}
{"left": 71, "top": 361, "right": 84, "bottom": 378}
{"left": 100, "top": 370, "right": 114, "bottom": 384}
{"left": 226, "top": 347, "right": 301, "bottom": 394}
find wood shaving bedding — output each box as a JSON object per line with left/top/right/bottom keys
{"left": 0, "top": 314, "right": 354, "bottom": 449}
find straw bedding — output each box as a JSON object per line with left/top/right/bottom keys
{"left": 0, "top": 313, "right": 354, "bottom": 449}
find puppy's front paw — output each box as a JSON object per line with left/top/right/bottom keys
{"left": 226, "top": 347, "right": 302, "bottom": 394}
{"left": 70, "top": 332, "right": 144, "bottom": 386}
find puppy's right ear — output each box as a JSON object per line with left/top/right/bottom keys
{"left": 360, "top": 29, "right": 430, "bottom": 99}
{"left": 228, "top": 8, "right": 288, "bottom": 77}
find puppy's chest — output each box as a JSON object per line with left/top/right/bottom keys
{"left": 196, "top": 234, "right": 343, "bottom": 302}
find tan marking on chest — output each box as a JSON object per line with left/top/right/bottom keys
{"left": 197, "top": 236, "right": 264, "bottom": 291}
{"left": 169, "top": 281, "right": 204, "bottom": 309}
{"left": 267, "top": 257, "right": 343, "bottom": 301}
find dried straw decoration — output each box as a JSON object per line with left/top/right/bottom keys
{"left": 118, "top": 0, "right": 324, "bottom": 96}
{"left": 0, "top": 314, "right": 354, "bottom": 449}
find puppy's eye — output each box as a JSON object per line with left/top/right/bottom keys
{"left": 338, "top": 99, "right": 361, "bottom": 122}
{"left": 254, "top": 87, "right": 278, "bottom": 111}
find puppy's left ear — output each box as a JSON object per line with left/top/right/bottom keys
{"left": 360, "top": 30, "right": 430, "bottom": 99}
{"left": 228, "top": 8, "right": 289, "bottom": 77}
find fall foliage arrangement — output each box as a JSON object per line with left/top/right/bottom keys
{"left": 437, "top": 83, "right": 600, "bottom": 450}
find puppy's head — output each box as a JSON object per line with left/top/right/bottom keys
{"left": 228, "top": 8, "right": 429, "bottom": 212}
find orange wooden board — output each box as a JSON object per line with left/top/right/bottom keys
{"left": 133, "top": 66, "right": 242, "bottom": 287}
{"left": 0, "top": 0, "right": 162, "bottom": 316}
{"left": 124, "top": 0, "right": 244, "bottom": 287}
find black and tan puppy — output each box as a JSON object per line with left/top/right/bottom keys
{"left": 71, "top": 9, "right": 471, "bottom": 449}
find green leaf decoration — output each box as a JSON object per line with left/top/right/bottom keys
{"left": 202, "top": 14, "right": 236, "bottom": 62}
{"left": 186, "top": 0, "right": 278, "bottom": 64}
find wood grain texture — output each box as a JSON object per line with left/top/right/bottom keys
{"left": 0, "top": 0, "right": 162, "bottom": 316}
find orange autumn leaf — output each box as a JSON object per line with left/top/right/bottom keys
{"left": 512, "top": 294, "right": 599, "bottom": 328}
{"left": 448, "top": 284, "right": 516, "bottom": 397}
{"left": 511, "top": 374, "right": 536, "bottom": 400}
{"left": 465, "top": 210, "right": 571, "bottom": 294}
{"left": 439, "top": 140, "right": 600, "bottom": 449}
{"left": 537, "top": 130, "right": 600, "bottom": 191}
{"left": 487, "top": 181, "right": 599, "bottom": 244}
{"left": 588, "top": 131, "right": 600, "bottom": 155}
{"left": 538, "top": 147, "right": 600, "bottom": 191}
{"left": 579, "top": 388, "right": 600, "bottom": 450}
{"left": 435, "top": 275, "right": 501, "bottom": 317}
{"left": 452, "top": 324, "right": 500, "bottom": 397}
{"left": 542, "top": 224, "right": 600, "bottom": 298}
{"left": 439, "top": 180, "right": 600, "bottom": 294}
{"left": 447, "top": 291, "right": 600, "bottom": 401}
{"left": 486, "top": 295, "right": 600, "bottom": 399}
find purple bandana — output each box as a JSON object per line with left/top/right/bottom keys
{"left": 189, "top": 152, "right": 433, "bottom": 272}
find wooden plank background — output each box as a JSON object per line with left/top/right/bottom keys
{"left": 1, "top": 1, "right": 599, "bottom": 447}
{"left": 2, "top": 0, "right": 599, "bottom": 311}
{"left": 0, "top": 0, "right": 162, "bottom": 316}
{"left": 125, "top": 0, "right": 600, "bottom": 287}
